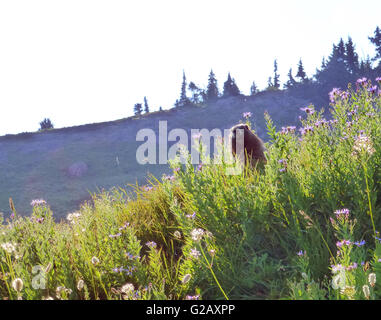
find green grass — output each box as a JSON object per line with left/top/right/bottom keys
{"left": 0, "top": 80, "right": 380, "bottom": 300}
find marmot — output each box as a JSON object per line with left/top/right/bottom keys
{"left": 229, "top": 123, "right": 267, "bottom": 167}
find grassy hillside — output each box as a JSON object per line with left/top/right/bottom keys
{"left": 0, "top": 79, "right": 380, "bottom": 300}
{"left": 0, "top": 90, "right": 311, "bottom": 219}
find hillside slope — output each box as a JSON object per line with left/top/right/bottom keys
{"left": 0, "top": 91, "right": 312, "bottom": 219}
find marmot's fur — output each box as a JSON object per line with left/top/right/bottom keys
{"left": 229, "top": 123, "right": 266, "bottom": 167}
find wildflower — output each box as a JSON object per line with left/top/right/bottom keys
{"left": 120, "top": 283, "right": 135, "bottom": 297}
{"left": 340, "top": 286, "right": 356, "bottom": 299}
{"left": 146, "top": 241, "right": 157, "bottom": 249}
{"left": 189, "top": 248, "right": 201, "bottom": 259}
{"left": 186, "top": 212, "right": 196, "bottom": 219}
{"left": 356, "top": 77, "right": 367, "bottom": 85}
{"left": 363, "top": 285, "right": 370, "bottom": 299}
{"left": 376, "top": 77, "right": 381, "bottom": 83}
{"left": 1, "top": 242, "right": 17, "bottom": 254}
{"left": 283, "top": 126, "right": 296, "bottom": 134}
{"left": 197, "top": 163, "right": 203, "bottom": 172}
{"left": 299, "top": 126, "right": 314, "bottom": 135}
{"left": 91, "top": 256, "right": 100, "bottom": 266}
{"left": 66, "top": 212, "right": 81, "bottom": 224}
{"left": 109, "top": 233, "right": 122, "bottom": 238}
{"left": 181, "top": 274, "right": 191, "bottom": 284}
{"left": 56, "top": 286, "right": 72, "bottom": 299}
{"left": 190, "top": 228, "right": 204, "bottom": 242}
{"left": 174, "top": 231, "right": 182, "bottom": 239}
{"left": 36, "top": 217, "right": 44, "bottom": 223}
{"left": 209, "top": 249, "right": 216, "bottom": 257}
{"left": 173, "top": 167, "right": 180, "bottom": 173}
{"left": 300, "top": 107, "right": 315, "bottom": 114}
{"left": 30, "top": 199, "right": 47, "bottom": 207}
{"left": 369, "top": 273, "right": 376, "bottom": 287}
{"left": 119, "top": 222, "right": 130, "bottom": 231}
{"left": 329, "top": 88, "right": 342, "bottom": 103}
{"left": 334, "top": 208, "right": 350, "bottom": 219}
{"left": 354, "top": 240, "right": 366, "bottom": 247}
{"left": 367, "top": 85, "right": 377, "bottom": 94}
{"left": 185, "top": 295, "right": 200, "bottom": 300}
{"left": 43, "top": 296, "right": 54, "bottom": 300}
{"left": 331, "top": 264, "right": 344, "bottom": 274}
{"left": 353, "top": 135, "right": 375, "bottom": 155}
{"left": 143, "top": 186, "right": 153, "bottom": 192}
{"left": 296, "top": 250, "right": 305, "bottom": 257}
{"left": 243, "top": 112, "right": 252, "bottom": 118}
{"left": 336, "top": 240, "right": 352, "bottom": 247}
{"left": 12, "top": 278, "right": 23, "bottom": 292}
{"left": 347, "top": 262, "right": 358, "bottom": 271}
{"left": 77, "top": 279, "right": 84, "bottom": 291}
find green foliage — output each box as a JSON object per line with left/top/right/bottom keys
{"left": 0, "top": 81, "right": 380, "bottom": 299}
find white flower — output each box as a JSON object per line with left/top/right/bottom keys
{"left": 190, "top": 228, "right": 204, "bottom": 242}
{"left": 353, "top": 135, "right": 375, "bottom": 155}
{"left": 77, "top": 279, "right": 84, "bottom": 291}
{"left": 363, "top": 285, "right": 370, "bottom": 299}
{"left": 174, "top": 231, "right": 181, "bottom": 239}
{"left": 331, "top": 272, "right": 346, "bottom": 290}
{"left": 66, "top": 212, "right": 81, "bottom": 224}
{"left": 189, "top": 248, "right": 201, "bottom": 260}
{"left": 43, "top": 296, "right": 54, "bottom": 300}
{"left": 369, "top": 273, "right": 376, "bottom": 287}
{"left": 120, "top": 283, "right": 134, "bottom": 296}
{"left": 91, "top": 256, "right": 100, "bottom": 266}
{"left": 1, "top": 242, "right": 17, "bottom": 254}
{"left": 12, "top": 278, "right": 23, "bottom": 292}
{"left": 181, "top": 274, "right": 191, "bottom": 284}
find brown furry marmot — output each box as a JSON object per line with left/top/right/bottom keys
{"left": 229, "top": 123, "right": 267, "bottom": 167}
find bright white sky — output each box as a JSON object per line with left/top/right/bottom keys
{"left": 0, "top": 0, "right": 380, "bottom": 135}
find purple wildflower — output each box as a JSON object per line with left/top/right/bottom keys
{"left": 297, "top": 250, "right": 305, "bottom": 256}
{"left": 376, "top": 77, "right": 381, "bottom": 83}
{"left": 334, "top": 208, "right": 350, "bottom": 219}
{"left": 186, "top": 212, "right": 196, "bottom": 219}
{"left": 354, "top": 240, "right": 365, "bottom": 247}
{"left": 368, "top": 85, "right": 377, "bottom": 94}
{"left": 300, "top": 107, "right": 315, "bottom": 114}
{"left": 30, "top": 199, "right": 46, "bottom": 207}
{"left": 243, "top": 112, "right": 252, "bottom": 119}
{"left": 146, "top": 241, "right": 157, "bottom": 248}
{"left": 329, "top": 88, "right": 342, "bottom": 103}
{"left": 356, "top": 77, "right": 367, "bottom": 85}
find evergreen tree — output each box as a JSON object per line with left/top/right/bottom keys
{"left": 188, "top": 81, "right": 204, "bottom": 104}
{"left": 250, "top": 81, "right": 258, "bottom": 96}
{"left": 284, "top": 68, "right": 297, "bottom": 89}
{"left": 39, "top": 118, "right": 54, "bottom": 131}
{"left": 144, "top": 96, "right": 150, "bottom": 113}
{"left": 267, "top": 76, "right": 273, "bottom": 88}
{"left": 273, "top": 59, "right": 280, "bottom": 89}
{"left": 223, "top": 73, "right": 240, "bottom": 96}
{"left": 345, "top": 37, "right": 359, "bottom": 73}
{"left": 180, "top": 70, "right": 189, "bottom": 106}
{"left": 206, "top": 69, "right": 219, "bottom": 101}
{"left": 369, "top": 26, "right": 381, "bottom": 62}
{"left": 296, "top": 59, "right": 307, "bottom": 82}
{"left": 134, "top": 103, "right": 143, "bottom": 115}
{"left": 336, "top": 38, "right": 346, "bottom": 61}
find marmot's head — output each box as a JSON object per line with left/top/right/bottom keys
{"left": 230, "top": 123, "right": 249, "bottom": 140}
